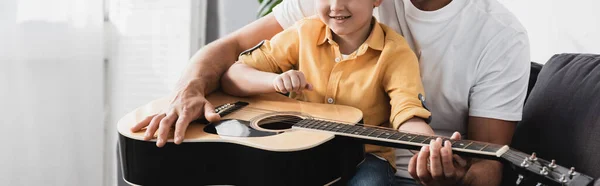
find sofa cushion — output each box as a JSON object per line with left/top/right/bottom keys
{"left": 510, "top": 53, "right": 600, "bottom": 182}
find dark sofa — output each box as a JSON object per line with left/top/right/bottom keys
{"left": 504, "top": 54, "right": 600, "bottom": 186}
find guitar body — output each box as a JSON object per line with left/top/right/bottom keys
{"left": 118, "top": 92, "right": 365, "bottom": 186}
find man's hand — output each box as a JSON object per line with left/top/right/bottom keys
{"left": 409, "top": 132, "right": 470, "bottom": 186}
{"left": 130, "top": 80, "right": 221, "bottom": 147}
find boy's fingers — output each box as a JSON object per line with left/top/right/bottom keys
{"left": 297, "top": 73, "right": 307, "bottom": 91}
{"left": 291, "top": 74, "right": 300, "bottom": 91}
{"left": 276, "top": 78, "right": 287, "bottom": 93}
{"left": 282, "top": 75, "right": 293, "bottom": 92}
{"left": 306, "top": 84, "right": 313, "bottom": 90}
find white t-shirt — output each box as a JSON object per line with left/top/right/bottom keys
{"left": 273, "top": 0, "right": 530, "bottom": 178}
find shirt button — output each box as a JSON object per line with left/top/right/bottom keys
{"left": 334, "top": 58, "right": 341, "bottom": 62}
{"left": 327, "top": 98, "right": 334, "bottom": 104}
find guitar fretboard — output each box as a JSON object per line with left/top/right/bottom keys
{"left": 293, "top": 119, "right": 507, "bottom": 158}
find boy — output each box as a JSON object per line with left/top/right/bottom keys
{"left": 221, "top": 0, "right": 434, "bottom": 184}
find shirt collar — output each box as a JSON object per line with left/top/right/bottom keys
{"left": 317, "top": 18, "right": 384, "bottom": 51}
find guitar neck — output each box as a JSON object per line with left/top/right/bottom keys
{"left": 292, "top": 119, "right": 509, "bottom": 160}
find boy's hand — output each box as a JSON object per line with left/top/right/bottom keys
{"left": 273, "top": 70, "right": 313, "bottom": 94}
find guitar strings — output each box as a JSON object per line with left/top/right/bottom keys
{"left": 230, "top": 106, "right": 511, "bottom": 146}
{"left": 224, "top": 107, "right": 547, "bottom": 167}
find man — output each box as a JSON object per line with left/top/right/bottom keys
{"left": 131, "top": 0, "right": 530, "bottom": 185}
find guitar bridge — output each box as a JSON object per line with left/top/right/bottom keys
{"left": 215, "top": 101, "right": 249, "bottom": 117}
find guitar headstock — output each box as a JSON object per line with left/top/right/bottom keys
{"left": 501, "top": 149, "right": 594, "bottom": 186}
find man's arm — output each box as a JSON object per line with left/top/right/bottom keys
{"left": 179, "top": 14, "right": 284, "bottom": 95}
{"left": 462, "top": 116, "right": 516, "bottom": 186}
{"left": 130, "top": 15, "right": 284, "bottom": 147}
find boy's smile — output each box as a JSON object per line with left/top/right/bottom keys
{"left": 317, "top": 0, "right": 383, "bottom": 54}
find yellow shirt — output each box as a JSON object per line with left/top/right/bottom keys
{"left": 238, "top": 17, "right": 431, "bottom": 168}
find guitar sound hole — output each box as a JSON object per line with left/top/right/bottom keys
{"left": 257, "top": 115, "right": 303, "bottom": 131}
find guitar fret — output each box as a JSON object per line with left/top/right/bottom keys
{"left": 367, "top": 129, "right": 382, "bottom": 137}
{"left": 336, "top": 124, "right": 348, "bottom": 133}
{"left": 389, "top": 133, "right": 402, "bottom": 140}
{"left": 305, "top": 120, "right": 320, "bottom": 129}
{"left": 380, "top": 131, "right": 393, "bottom": 139}
{"left": 480, "top": 144, "right": 489, "bottom": 151}
{"left": 463, "top": 141, "right": 474, "bottom": 149}
{"left": 354, "top": 127, "right": 369, "bottom": 135}
{"left": 465, "top": 141, "right": 487, "bottom": 151}
{"left": 296, "top": 119, "right": 312, "bottom": 127}
{"left": 330, "top": 123, "right": 344, "bottom": 132}
{"left": 324, "top": 122, "right": 337, "bottom": 131}
{"left": 399, "top": 134, "right": 415, "bottom": 141}
{"left": 409, "top": 135, "right": 429, "bottom": 143}
{"left": 345, "top": 126, "right": 361, "bottom": 134}
{"left": 338, "top": 124, "right": 353, "bottom": 133}
{"left": 316, "top": 121, "right": 329, "bottom": 130}
{"left": 396, "top": 133, "right": 407, "bottom": 140}
{"left": 361, "top": 128, "right": 375, "bottom": 136}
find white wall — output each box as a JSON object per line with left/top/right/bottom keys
{"left": 206, "top": 0, "right": 259, "bottom": 43}
{"left": 0, "top": 0, "right": 105, "bottom": 185}
{"left": 499, "top": 0, "right": 600, "bottom": 63}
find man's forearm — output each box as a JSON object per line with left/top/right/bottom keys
{"left": 176, "top": 38, "right": 242, "bottom": 96}
{"left": 463, "top": 159, "right": 503, "bottom": 186}
{"left": 175, "top": 15, "right": 284, "bottom": 96}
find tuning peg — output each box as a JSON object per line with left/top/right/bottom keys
{"left": 548, "top": 159, "right": 557, "bottom": 169}
{"left": 559, "top": 174, "right": 568, "bottom": 183}
{"left": 569, "top": 167, "right": 578, "bottom": 179}
{"left": 540, "top": 166, "right": 549, "bottom": 176}
{"left": 529, "top": 152, "right": 538, "bottom": 161}
{"left": 521, "top": 158, "right": 530, "bottom": 167}
{"left": 516, "top": 174, "right": 524, "bottom": 185}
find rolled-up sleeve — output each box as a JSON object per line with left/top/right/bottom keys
{"left": 238, "top": 24, "right": 300, "bottom": 73}
{"left": 382, "top": 43, "right": 431, "bottom": 129}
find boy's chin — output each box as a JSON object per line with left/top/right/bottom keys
{"left": 330, "top": 27, "right": 354, "bottom": 36}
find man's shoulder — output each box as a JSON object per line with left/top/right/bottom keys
{"left": 469, "top": 0, "right": 527, "bottom": 36}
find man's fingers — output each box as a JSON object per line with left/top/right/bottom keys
{"left": 144, "top": 113, "right": 166, "bottom": 140}
{"left": 454, "top": 154, "right": 468, "bottom": 167}
{"left": 173, "top": 113, "right": 194, "bottom": 144}
{"left": 416, "top": 145, "right": 433, "bottom": 183}
{"left": 441, "top": 140, "right": 456, "bottom": 179}
{"left": 156, "top": 112, "right": 177, "bottom": 147}
{"left": 204, "top": 101, "right": 221, "bottom": 123}
{"left": 450, "top": 131, "right": 462, "bottom": 140}
{"left": 429, "top": 138, "right": 444, "bottom": 180}
{"left": 408, "top": 154, "right": 420, "bottom": 183}
{"left": 131, "top": 114, "right": 156, "bottom": 132}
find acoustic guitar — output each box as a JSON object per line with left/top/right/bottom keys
{"left": 118, "top": 92, "right": 593, "bottom": 186}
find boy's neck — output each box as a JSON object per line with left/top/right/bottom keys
{"left": 332, "top": 18, "right": 375, "bottom": 55}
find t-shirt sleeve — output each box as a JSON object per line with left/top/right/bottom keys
{"left": 383, "top": 42, "right": 432, "bottom": 130}
{"left": 237, "top": 24, "right": 300, "bottom": 73}
{"left": 272, "top": 0, "right": 316, "bottom": 29}
{"left": 469, "top": 33, "right": 530, "bottom": 121}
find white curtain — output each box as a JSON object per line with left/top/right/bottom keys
{"left": 105, "top": 1, "right": 206, "bottom": 185}
{"left": 0, "top": 0, "right": 104, "bottom": 186}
